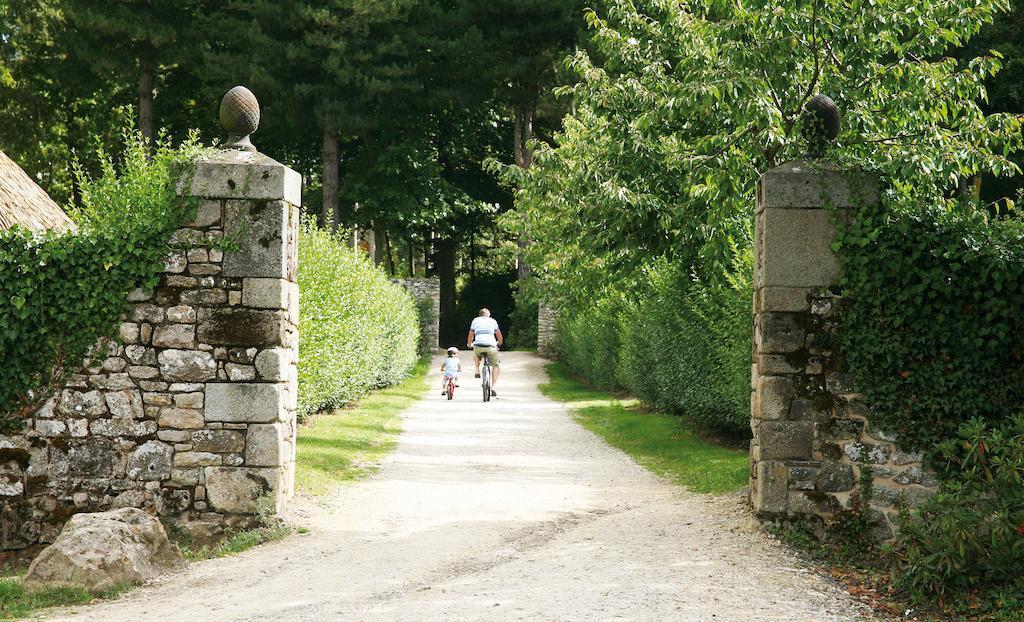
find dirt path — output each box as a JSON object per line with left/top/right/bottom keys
{"left": 48, "top": 352, "right": 872, "bottom": 621}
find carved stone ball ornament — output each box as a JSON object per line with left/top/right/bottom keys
{"left": 219, "top": 86, "right": 260, "bottom": 152}
{"left": 801, "top": 93, "right": 841, "bottom": 157}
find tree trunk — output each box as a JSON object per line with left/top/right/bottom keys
{"left": 437, "top": 237, "right": 457, "bottom": 343}
{"left": 514, "top": 98, "right": 536, "bottom": 282}
{"left": 322, "top": 128, "right": 339, "bottom": 230}
{"left": 406, "top": 235, "right": 415, "bottom": 276}
{"left": 382, "top": 229, "right": 396, "bottom": 275}
{"left": 138, "top": 62, "right": 156, "bottom": 146}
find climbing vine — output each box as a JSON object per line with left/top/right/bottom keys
{"left": 0, "top": 127, "right": 207, "bottom": 431}
{"left": 836, "top": 194, "right": 1024, "bottom": 452}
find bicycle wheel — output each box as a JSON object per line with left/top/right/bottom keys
{"left": 482, "top": 364, "right": 491, "bottom": 402}
{"left": 447, "top": 380, "right": 454, "bottom": 400}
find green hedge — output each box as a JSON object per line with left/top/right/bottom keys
{"left": 297, "top": 223, "right": 419, "bottom": 417}
{"left": 557, "top": 258, "right": 752, "bottom": 435}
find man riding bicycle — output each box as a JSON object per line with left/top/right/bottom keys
{"left": 467, "top": 308, "right": 503, "bottom": 397}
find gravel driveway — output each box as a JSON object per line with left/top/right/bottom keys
{"left": 48, "top": 352, "right": 873, "bottom": 621}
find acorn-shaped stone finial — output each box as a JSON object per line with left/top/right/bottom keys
{"left": 801, "top": 94, "right": 841, "bottom": 158}
{"left": 220, "top": 86, "right": 260, "bottom": 152}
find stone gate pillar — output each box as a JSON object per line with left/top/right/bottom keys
{"left": 537, "top": 305, "right": 559, "bottom": 359}
{"left": 177, "top": 149, "right": 301, "bottom": 521}
{"left": 750, "top": 162, "right": 875, "bottom": 517}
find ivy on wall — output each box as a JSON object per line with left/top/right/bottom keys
{"left": 837, "top": 197, "right": 1024, "bottom": 452}
{"left": 0, "top": 128, "right": 206, "bottom": 430}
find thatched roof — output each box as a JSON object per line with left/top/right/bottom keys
{"left": 0, "top": 149, "right": 74, "bottom": 232}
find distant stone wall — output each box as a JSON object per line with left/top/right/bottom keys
{"left": 749, "top": 162, "right": 935, "bottom": 539}
{"left": 537, "top": 305, "right": 559, "bottom": 359}
{"left": 392, "top": 278, "right": 439, "bottom": 354}
{"left": 1, "top": 150, "right": 301, "bottom": 554}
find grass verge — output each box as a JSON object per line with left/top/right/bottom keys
{"left": 296, "top": 357, "right": 431, "bottom": 495}
{"left": 176, "top": 524, "right": 298, "bottom": 561}
{"left": 539, "top": 363, "right": 748, "bottom": 495}
{"left": 0, "top": 576, "right": 130, "bottom": 621}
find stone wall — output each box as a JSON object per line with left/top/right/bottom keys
{"left": 537, "top": 305, "right": 559, "bottom": 359}
{"left": 749, "top": 161, "right": 935, "bottom": 539}
{"left": 392, "top": 278, "right": 439, "bottom": 354}
{"left": 0, "top": 150, "right": 301, "bottom": 553}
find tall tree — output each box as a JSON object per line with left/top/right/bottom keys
{"left": 61, "top": 1, "right": 207, "bottom": 144}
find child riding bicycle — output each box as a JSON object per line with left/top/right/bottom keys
{"left": 440, "top": 347, "right": 462, "bottom": 395}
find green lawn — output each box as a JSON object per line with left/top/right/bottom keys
{"left": 540, "top": 363, "right": 749, "bottom": 494}
{"left": 296, "top": 358, "right": 431, "bottom": 495}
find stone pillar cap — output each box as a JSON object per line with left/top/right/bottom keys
{"left": 758, "top": 160, "right": 879, "bottom": 211}
{"left": 176, "top": 150, "right": 301, "bottom": 206}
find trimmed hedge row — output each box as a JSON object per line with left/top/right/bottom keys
{"left": 297, "top": 222, "right": 419, "bottom": 417}
{"left": 557, "top": 258, "right": 752, "bottom": 435}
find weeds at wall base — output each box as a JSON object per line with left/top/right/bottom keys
{"left": 0, "top": 575, "right": 133, "bottom": 620}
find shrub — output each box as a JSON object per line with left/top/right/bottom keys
{"left": 892, "top": 415, "right": 1024, "bottom": 607}
{"left": 0, "top": 127, "right": 206, "bottom": 431}
{"left": 838, "top": 200, "right": 1024, "bottom": 451}
{"left": 556, "top": 256, "right": 752, "bottom": 434}
{"left": 297, "top": 222, "right": 418, "bottom": 417}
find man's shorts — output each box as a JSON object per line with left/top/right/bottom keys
{"left": 473, "top": 345, "right": 500, "bottom": 367}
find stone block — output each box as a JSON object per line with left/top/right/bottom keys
{"left": 166, "top": 305, "right": 197, "bottom": 323}
{"left": 105, "top": 389, "right": 144, "bottom": 419}
{"left": 58, "top": 390, "right": 107, "bottom": 417}
{"left": 844, "top": 441, "right": 892, "bottom": 464}
{"left": 757, "top": 421, "right": 813, "bottom": 460}
{"left": 255, "top": 348, "right": 290, "bottom": 381}
{"left": 758, "top": 207, "right": 842, "bottom": 288}
{"left": 222, "top": 200, "right": 291, "bottom": 279}
{"left": 891, "top": 448, "right": 923, "bottom": 465}
{"left": 35, "top": 419, "right": 67, "bottom": 437}
{"left": 158, "top": 408, "right": 205, "bottom": 430}
{"left": 158, "top": 349, "right": 217, "bottom": 382}
{"left": 758, "top": 161, "right": 879, "bottom": 211}
{"left": 755, "top": 376, "right": 793, "bottom": 420}
{"left": 67, "top": 438, "right": 113, "bottom": 477}
{"left": 157, "top": 430, "right": 189, "bottom": 443}
{"left": 132, "top": 304, "right": 165, "bottom": 324}
{"left": 242, "top": 278, "right": 289, "bottom": 309}
{"left": 125, "top": 345, "right": 158, "bottom": 366}
{"left": 178, "top": 150, "right": 301, "bottom": 206}
{"left": 758, "top": 287, "right": 812, "bottom": 313}
{"left": 225, "top": 364, "right": 256, "bottom": 381}
{"left": 89, "top": 373, "right": 136, "bottom": 391}
{"left": 197, "top": 308, "right": 285, "bottom": 347}
{"left": 815, "top": 461, "right": 854, "bottom": 492}
{"left": 174, "top": 452, "right": 221, "bottom": 468}
{"left": 756, "top": 354, "right": 800, "bottom": 375}
{"left": 126, "top": 441, "right": 173, "bottom": 480}
{"left": 119, "top": 322, "right": 140, "bottom": 344}
{"left": 204, "top": 466, "right": 281, "bottom": 514}
{"left": 174, "top": 392, "right": 204, "bottom": 409}
{"left": 753, "top": 461, "right": 788, "bottom": 514}
{"left": 153, "top": 325, "right": 196, "bottom": 349}
{"left": 127, "top": 366, "right": 160, "bottom": 380}
{"left": 756, "top": 313, "right": 805, "bottom": 354}
{"left": 205, "top": 383, "right": 284, "bottom": 423}
{"left": 191, "top": 430, "right": 245, "bottom": 453}
{"left": 246, "top": 424, "right": 284, "bottom": 467}
{"left": 90, "top": 418, "right": 157, "bottom": 438}
{"left": 872, "top": 485, "right": 934, "bottom": 509}
{"left": 192, "top": 199, "right": 222, "bottom": 227}
{"left": 893, "top": 466, "right": 938, "bottom": 487}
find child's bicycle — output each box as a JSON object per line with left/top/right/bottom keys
{"left": 443, "top": 376, "right": 456, "bottom": 400}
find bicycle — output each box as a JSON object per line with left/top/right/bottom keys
{"left": 443, "top": 375, "right": 456, "bottom": 400}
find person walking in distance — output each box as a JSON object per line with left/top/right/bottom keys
{"left": 467, "top": 308, "right": 503, "bottom": 397}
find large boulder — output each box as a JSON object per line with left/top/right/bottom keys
{"left": 23, "top": 507, "right": 183, "bottom": 592}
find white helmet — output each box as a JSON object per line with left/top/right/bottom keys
{"left": 446, "top": 346, "right": 459, "bottom": 354}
